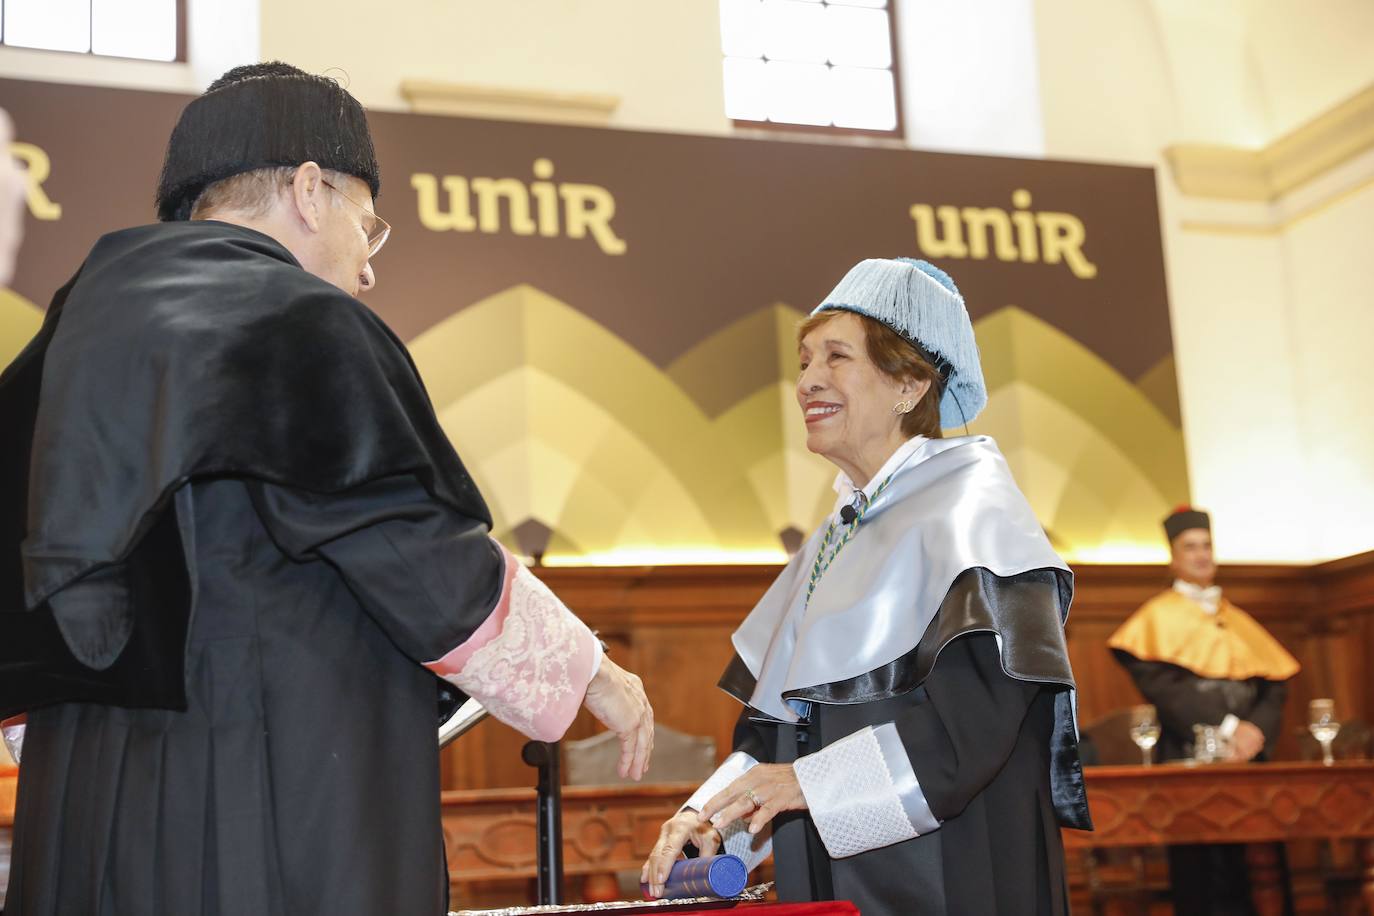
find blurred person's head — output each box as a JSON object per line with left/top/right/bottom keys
{"left": 0, "top": 109, "right": 28, "bottom": 287}
{"left": 1165, "top": 507, "right": 1215, "bottom": 587}
{"left": 156, "top": 62, "right": 385, "bottom": 297}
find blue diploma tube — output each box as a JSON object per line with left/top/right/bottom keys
{"left": 641, "top": 854, "right": 749, "bottom": 899}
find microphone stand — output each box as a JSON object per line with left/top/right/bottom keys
{"left": 439, "top": 704, "right": 565, "bottom": 904}
{"left": 522, "top": 740, "right": 565, "bottom": 905}
{"left": 437, "top": 631, "right": 605, "bottom": 907}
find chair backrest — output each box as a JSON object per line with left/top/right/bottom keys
{"left": 564, "top": 724, "right": 716, "bottom": 786}
{"left": 1080, "top": 707, "right": 1145, "bottom": 766}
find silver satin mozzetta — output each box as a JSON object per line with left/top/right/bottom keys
{"left": 735, "top": 435, "right": 1071, "bottom": 722}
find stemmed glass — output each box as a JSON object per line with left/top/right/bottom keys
{"left": 1308, "top": 698, "right": 1341, "bottom": 766}
{"left": 1129, "top": 704, "right": 1161, "bottom": 766}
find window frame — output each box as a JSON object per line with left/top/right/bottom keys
{"left": 724, "top": 0, "right": 905, "bottom": 139}
{"left": 0, "top": 0, "right": 188, "bottom": 63}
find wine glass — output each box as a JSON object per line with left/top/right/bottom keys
{"left": 1308, "top": 698, "right": 1340, "bottom": 766}
{"left": 1129, "top": 704, "right": 1161, "bottom": 766}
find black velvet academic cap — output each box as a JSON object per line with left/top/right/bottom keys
{"left": 155, "top": 61, "right": 380, "bottom": 222}
{"left": 1163, "top": 506, "right": 1211, "bottom": 542}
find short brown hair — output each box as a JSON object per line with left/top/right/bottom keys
{"left": 798, "top": 310, "right": 944, "bottom": 439}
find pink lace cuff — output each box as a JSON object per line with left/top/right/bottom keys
{"left": 425, "top": 541, "right": 599, "bottom": 742}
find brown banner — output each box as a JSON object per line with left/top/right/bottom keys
{"left": 1, "top": 77, "right": 1185, "bottom": 563}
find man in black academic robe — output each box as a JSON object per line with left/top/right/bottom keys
{"left": 0, "top": 62, "right": 653, "bottom": 916}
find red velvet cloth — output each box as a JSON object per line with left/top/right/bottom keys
{"left": 701, "top": 905, "right": 859, "bottom": 915}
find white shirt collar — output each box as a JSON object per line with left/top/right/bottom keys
{"left": 1172, "top": 579, "right": 1222, "bottom": 615}
{"left": 831, "top": 436, "right": 928, "bottom": 521}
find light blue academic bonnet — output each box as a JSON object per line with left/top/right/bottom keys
{"left": 811, "top": 257, "right": 987, "bottom": 428}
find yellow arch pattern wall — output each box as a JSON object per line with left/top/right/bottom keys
{"left": 1, "top": 284, "right": 1188, "bottom": 564}
{"left": 0, "top": 288, "right": 42, "bottom": 367}
{"left": 408, "top": 286, "right": 1188, "bottom": 564}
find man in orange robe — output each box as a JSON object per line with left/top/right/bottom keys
{"left": 1109, "top": 506, "right": 1299, "bottom": 915}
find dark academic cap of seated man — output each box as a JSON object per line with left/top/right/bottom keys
{"left": 1163, "top": 505, "right": 1210, "bottom": 543}
{"left": 155, "top": 61, "right": 381, "bottom": 223}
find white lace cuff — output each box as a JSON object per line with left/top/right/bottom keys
{"left": 2, "top": 716, "right": 24, "bottom": 765}
{"left": 683, "top": 751, "right": 758, "bottom": 812}
{"left": 681, "top": 751, "right": 772, "bottom": 871}
{"left": 425, "top": 541, "right": 599, "bottom": 742}
{"left": 793, "top": 722, "right": 940, "bottom": 859}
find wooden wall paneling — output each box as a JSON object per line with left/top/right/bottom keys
{"left": 438, "top": 555, "right": 1374, "bottom": 792}
{"left": 1314, "top": 551, "right": 1374, "bottom": 728}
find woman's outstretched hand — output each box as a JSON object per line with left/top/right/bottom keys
{"left": 700, "top": 763, "right": 808, "bottom": 837}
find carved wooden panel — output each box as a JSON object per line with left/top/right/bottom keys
{"left": 435, "top": 768, "right": 1374, "bottom": 911}
{"left": 1066, "top": 762, "right": 1374, "bottom": 849}
{"left": 440, "top": 783, "right": 698, "bottom": 882}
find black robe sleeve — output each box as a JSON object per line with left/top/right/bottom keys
{"left": 247, "top": 473, "right": 505, "bottom": 665}
{"left": 891, "top": 632, "right": 1044, "bottom": 822}
{"left": 1114, "top": 652, "right": 1290, "bottom": 759}
{"left": 1114, "top": 652, "right": 1215, "bottom": 741}
{"left": 1247, "top": 679, "right": 1288, "bottom": 753}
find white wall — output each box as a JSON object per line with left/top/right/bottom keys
{"left": 1031, "top": 0, "right": 1374, "bottom": 562}
{"left": 261, "top": 0, "right": 730, "bottom": 132}
{"left": 895, "top": 0, "right": 1045, "bottom": 157}
{"left": 1246, "top": 0, "right": 1374, "bottom": 138}
{"left": 1282, "top": 179, "right": 1374, "bottom": 561}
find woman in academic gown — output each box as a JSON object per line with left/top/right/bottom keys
{"left": 643, "top": 258, "right": 1093, "bottom": 915}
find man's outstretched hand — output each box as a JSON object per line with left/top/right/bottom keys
{"left": 582, "top": 655, "right": 654, "bottom": 780}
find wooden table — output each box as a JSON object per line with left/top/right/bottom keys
{"left": 440, "top": 764, "right": 1374, "bottom": 912}
{"left": 7, "top": 765, "right": 1374, "bottom": 911}
{"left": 1066, "top": 761, "right": 1374, "bottom": 913}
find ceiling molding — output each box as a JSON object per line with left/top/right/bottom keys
{"left": 1165, "top": 81, "right": 1374, "bottom": 202}
{"left": 399, "top": 79, "right": 620, "bottom": 127}
{"left": 1178, "top": 163, "right": 1374, "bottom": 237}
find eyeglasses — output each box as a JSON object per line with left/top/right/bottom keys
{"left": 321, "top": 178, "right": 391, "bottom": 258}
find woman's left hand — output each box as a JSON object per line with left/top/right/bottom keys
{"left": 700, "top": 763, "right": 808, "bottom": 836}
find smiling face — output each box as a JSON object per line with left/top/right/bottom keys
{"left": 1169, "top": 528, "right": 1217, "bottom": 587}
{"left": 796, "top": 311, "right": 929, "bottom": 486}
